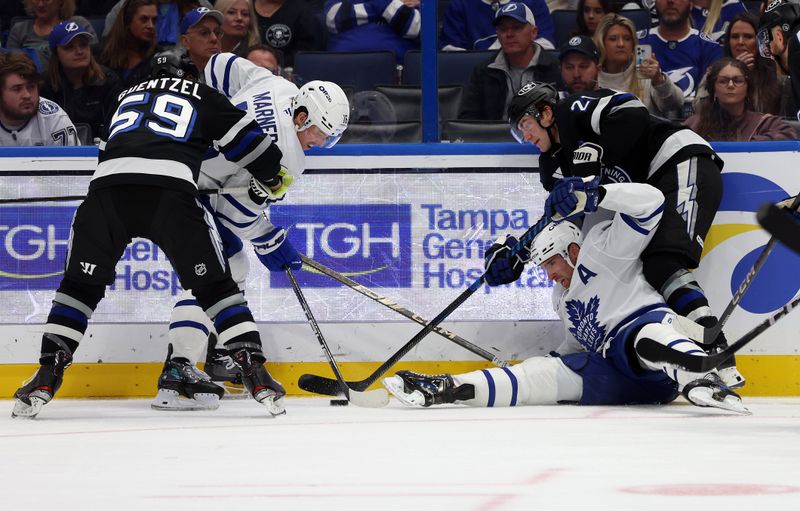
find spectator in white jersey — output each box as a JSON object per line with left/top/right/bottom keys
{"left": 384, "top": 181, "right": 748, "bottom": 415}
{"left": 0, "top": 51, "right": 79, "bottom": 146}
{"left": 180, "top": 7, "right": 224, "bottom": 73}
{"left": 151, "top": 53, "right": 350, "bottom": 410}
{"left": 638, "top": 0, "right": 722, "bottom": 99}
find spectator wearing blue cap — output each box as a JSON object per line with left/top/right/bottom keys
{"left": 180, "top": 7, "right": 223, "bottom": 73}
{"left": 458, "top": 2, "right": 561, "bottom": 120}
{"left": 6, "top": 0, "right": 96, "bottom": 71}
{"left": 41, "top": 19, "right": 121, "bottom": 142}
{"left": 103, "top": 0, "right": 214, "bottom": 49}
{"left": 441, "top": 0, "right": 555, "bottom": 51}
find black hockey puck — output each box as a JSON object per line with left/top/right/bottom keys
{"left": 329, "top": 399, "right": 349, "bottom": 406}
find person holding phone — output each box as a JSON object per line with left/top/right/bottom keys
{"left": 594, "top": 13, "right": 683, "bottom": 116}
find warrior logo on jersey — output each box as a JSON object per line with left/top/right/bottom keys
{"left": 566, "top": 296, "right": 606, "bottom": 352}
{"left": 266, "top": 24, "right": 291, "bottom": 48}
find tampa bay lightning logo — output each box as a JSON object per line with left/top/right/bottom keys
{"left": 566, "top": 296, "right": 606, "bottom": 352}
{"left": 666, "top": 66, "right": 696, "bottom": 97}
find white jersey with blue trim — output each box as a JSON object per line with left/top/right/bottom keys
{"left": 200, "top": 52, "right": 304, "bottom": 242}
{"left": 553, "top": 183, "right": 670, "bottom": 356}
{"left": 0, "top": 98, "right": 79, "bottom": 146}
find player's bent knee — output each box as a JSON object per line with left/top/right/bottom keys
{"left": 516, "top": 357, "right": 582, "bottom": 405}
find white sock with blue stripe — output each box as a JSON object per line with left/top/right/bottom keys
{"left": 169, "top": 296, "right": 213, "bottom": 364}
{"left": 634, "top": 322, "right": 709, "bottom": 388}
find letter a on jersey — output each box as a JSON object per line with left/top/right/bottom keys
{"left": 577, "top": 264, "right": 597, "bottom": 285}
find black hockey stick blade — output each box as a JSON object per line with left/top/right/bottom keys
{"left": 297, "top": 214, "right": 552, "bottom": 396}
{"left": 758, "top": 203, "right": 800, "bottom": 255}
{"left": 639, "top": 292, "right": 800, "bottom": 374}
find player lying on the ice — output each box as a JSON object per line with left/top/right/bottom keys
{"left": 383, "top": 179, "right": 749, "bottom": 414}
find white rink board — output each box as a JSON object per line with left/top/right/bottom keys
{"left": 0, "top": 143, "right": 798, "bottom": 362}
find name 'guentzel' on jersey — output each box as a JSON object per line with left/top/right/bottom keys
{"left": 92, "top": 74, "right": 281, "bottom": 196}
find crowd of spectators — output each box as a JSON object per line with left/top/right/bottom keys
{"left": 0, "top": 0, "right": 798, "bottom": 146}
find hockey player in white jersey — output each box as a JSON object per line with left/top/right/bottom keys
{"left": 151, "top": 52, "right": 349, "bottom": 411}
{"left": 383, "top": 179, "right": 748, "bottom": 414}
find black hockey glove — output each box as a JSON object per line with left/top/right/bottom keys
{"left": 248, "top": 167, "right": 293, "bottom": 205}
{"left": 571, "top": 142, "right": 603, "bottom": 178}
{"left": 545, "top": 176, "right": 603, "bottom": 221}
{"left": 483, "top": 234, "right": 530, "bottom": 286}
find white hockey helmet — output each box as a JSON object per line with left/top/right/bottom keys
{"left": 293, "top": 80, "right": 350, "bottom": 148}
{"left": 529, "top": 221, "right": 583, "bottom": 268}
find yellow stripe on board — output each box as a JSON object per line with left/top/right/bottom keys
{"left": 0, "top": 357, "right": 798, "bottom": 399}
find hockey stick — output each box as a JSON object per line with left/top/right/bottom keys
{"left": 758, "top": 202, "right": 800, "bottom": 255}
{"left": 298, "top": 213, "right": 551, "bottom": 396}
{"left": 637, "top": 291, "right": 800, "bottom": 373}
{"left": 0, "top": 187, "right": 250, "bottom": 205}
{"left": 298, "top": 254, "right": 510, "bottom": 368}
{"left": 703, "top": 194, "right": 800, "bottom": 344}
{"left": 285, "top": 266, "right": 388, "bottom": 407}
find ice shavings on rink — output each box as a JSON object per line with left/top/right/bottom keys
{"left": 1, "top": 397, "right": 799, "bottom": 511}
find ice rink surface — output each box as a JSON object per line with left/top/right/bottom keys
{"left": 1, "top": 396, "right": 799, "bottom": 511}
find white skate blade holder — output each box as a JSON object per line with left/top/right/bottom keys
{"left": 11, "top": 396, "right": 47, "bottom": 419}
{"left": 382, "top": 376, "right": 426, "bottom": 407}
{"left": 151, "top": 389, "right": 221, "bottom": 411}
{"left": 686, "top": 386, "right": 751, "bottom": 415}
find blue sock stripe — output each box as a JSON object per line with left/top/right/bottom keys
{"left": 214, "top": 305, "right": 250, "bottom": 325}
{"left": 684, "top": 349, "right": 706, "bottom": 355}
{"left": 169, "top": 320, "right": 210, "bottom": 336}
{"left": 481, "top": 370, "right": 496, "bottom": 407}
{"left": 501, "top": 367, "right": 518, "bottom": 406}
{"left": 672, "top": 289, "right": 705, "bottom": 313}
{"left": 175, "top": 299, "right": 199, "bottom": 308}
{"left": 666, "top": 339, "right": 696, "bottom": 349}
{"left": 51, "top": 305, "right": 88, "bottom": 326}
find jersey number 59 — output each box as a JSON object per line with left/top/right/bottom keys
{"left": 108, "top": 93, "right": 197, "bottom": 142}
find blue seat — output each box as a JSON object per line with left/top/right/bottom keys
{"left": 619, "top": 8, "right": 654, "bottom": 32}
{"left": 0, "top": 47, "right": 43, "bottom": 73}
{"left": 340, "top": 121, "right": 422, "bottom": 143}
{"left": 402, "top": 50, "right": 495, "bottom": 86}
{"left": 292, "top": 51, "right": 398, "bottom": 91}
{"left": 552, "top": 10, "right": 579, "bottom": 48}
{"left": 374, "top": 85, "right": 463, "bottom": 122}
{"left": 87, "top": 16, "right": 105, "bottom": 39}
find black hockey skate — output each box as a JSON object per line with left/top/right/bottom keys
{"left": 382, "top": 370, "right": 474, "bottom": 407}
{"left": 151, "top": 344, "right": 224, "bottom": 411}
{"left": 204, "top": 333, "right": 247, "bottom": 398}
{"left": 230, "top": 348, "right": 286, "bottom": 416}
{"left": 682, "top": 373, "right": 750, "bottom": 415}
{"left": 12, "top": 350, "right": 72, "bottom": 419}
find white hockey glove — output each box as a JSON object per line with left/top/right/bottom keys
{"left": 571, "top": 142, "right": 603, "bottom": 178}
{"left": 248, "top": 167, "right": 294, "bottom": 205}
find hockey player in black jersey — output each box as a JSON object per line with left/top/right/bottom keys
{"left": 758, "top": 0, "right": 800, "bottom": 118}
{"left": 505, "top": 81, "right": 744, "bottom": 389}
{"left": 12, "top": 53, "right": 289, "bottom": 418}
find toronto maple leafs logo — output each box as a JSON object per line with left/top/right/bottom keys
{"left": 565, "top": 296, "right": 606, "bottom": 352}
